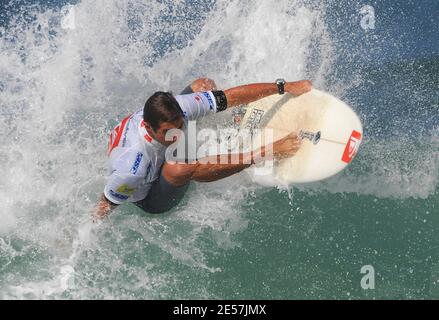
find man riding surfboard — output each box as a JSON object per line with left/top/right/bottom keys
{"left": 94, "top": 78, "right": 312, "bottom": 219}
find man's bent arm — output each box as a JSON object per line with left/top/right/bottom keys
{"left": 164, "top": 131, "right": 302, "bottom": 186}
{"left": 163, "top": 149, "right": 265, "bottom": 186}
{"left": 192, "top": 148, "right": 270, "bottom": 182}
{"left": 224, "top": 80, "right": 312, "bottom": 108}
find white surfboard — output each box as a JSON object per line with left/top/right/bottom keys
{"left": 227, "top": 89, "right": 363, "bottom": 185}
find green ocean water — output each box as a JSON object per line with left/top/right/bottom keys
{"left": 71, "top": 134, "right": 438, "bottom": 300}
{"left": 3, "top": 132, "right": 436, "bottom": 299}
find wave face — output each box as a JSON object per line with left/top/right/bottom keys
{"left": 0, "top": 0, "right": 438, "bottom": 299}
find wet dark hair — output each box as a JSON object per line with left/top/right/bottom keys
{"left": 143, "top": 92, "right": 184, "bottom": 131}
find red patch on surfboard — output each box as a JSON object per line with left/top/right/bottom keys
{"left": 342, "top": 130, "right": 362, "bottom": 163}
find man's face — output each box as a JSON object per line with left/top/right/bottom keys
{"left": 146, "top": 118, "right": 185, "bottom": 146}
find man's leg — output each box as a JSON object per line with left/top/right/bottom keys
{"left": 134, "top": 165, "right": 191, "bottom": 214}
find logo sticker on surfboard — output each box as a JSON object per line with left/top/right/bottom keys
{"left": 342, "top": 130, "right": 362, "bottom": 163}
{"left": 245, "top": 109, "right": 265, "bottom": 132}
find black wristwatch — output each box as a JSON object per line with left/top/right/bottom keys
{"left": 275, "top": 78, "right": 286, "bottom": 95}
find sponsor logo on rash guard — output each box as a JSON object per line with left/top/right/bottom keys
{"left": 108, "top": 114, "right": 132, "bottom": 155}
{"left": 109, "top": 189, "right": 129, "bottom": 200}
{"left": 202, "top": 92, "right": 214, "bottom": 111}
{"left": 116, "top": 184, "right": 136, "bottom": 196}
{"left": 131, "top": 152, "right": 143, "bottom": 174}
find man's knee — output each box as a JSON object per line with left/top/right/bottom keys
{"left": 162, "top": 162, "right": 195, "bottom": 187}
{"left": 191, "top": 78, "right": 217, "bottom": 92}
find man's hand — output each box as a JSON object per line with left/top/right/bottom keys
{"left": 271, "top": 132, "right": 303, "bottom": 160}
{"left": 285, "top": 80, "right": 312, "bottom": 96}
{"left": 92, "top": 194, "right": 118, "bottom": 223}
{"left": 190, "top": 78, "right": 217, "bottom": 92}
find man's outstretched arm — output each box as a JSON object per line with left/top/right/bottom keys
{"left": 162, "top": 132, "right": 302, "bottom": 186}
{"left": 224, "top": 80, "right": 312, "bottom": 108}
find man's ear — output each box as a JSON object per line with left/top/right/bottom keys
{"left": 143, "top": 121, "right": 156, "bottom": 134}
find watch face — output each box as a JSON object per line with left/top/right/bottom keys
{"left": 276, "top": 79, "right": 285, "bottom": 94}
{"left": 276, "top": 79, "right": 285, "bottom": 85}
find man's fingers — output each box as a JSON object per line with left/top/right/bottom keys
{"left": 271, "top": 132, "right": 303, "bottom": 160}
{"left": 284, "top": 133, "right": 302, "bottom": 145}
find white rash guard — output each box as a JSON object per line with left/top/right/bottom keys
{"left": 104, "top": 91, "right": 218, "bottom": 204}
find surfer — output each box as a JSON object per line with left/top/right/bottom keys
{"left": 93, "top": 78, "right": 312, "bottom": 219}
